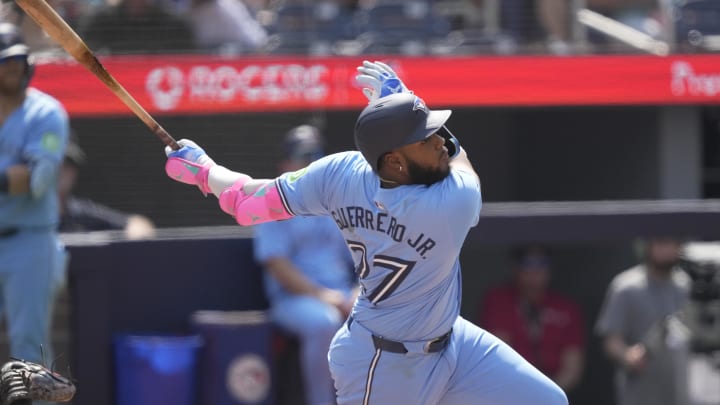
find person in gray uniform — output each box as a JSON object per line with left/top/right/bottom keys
{"left": 596, "top": 237, "right": 691, "bottom": 405}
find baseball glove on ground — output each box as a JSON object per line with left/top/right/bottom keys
{"left": 0, "top": 359, "right": 75, "bottom": 405}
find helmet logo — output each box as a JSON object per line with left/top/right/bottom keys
{"left": 412, "top": 96, "right": 428, "bottom": 113}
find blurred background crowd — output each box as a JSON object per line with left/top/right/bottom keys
{"left": 0, "top": 0, "right": 718, "bottom": 57}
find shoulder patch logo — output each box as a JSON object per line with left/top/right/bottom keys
{"left": 41, "top": 132, "right": 61, "bottom": 153}
{"left": 287, "top": 167, "right": 308, "bottom": 183}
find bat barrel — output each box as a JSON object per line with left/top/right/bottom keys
{"left": 14, "top": 0, "right": 180, "bottom": 149}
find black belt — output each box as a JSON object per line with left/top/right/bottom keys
{"left": 0, "top": 228, "right": 18, "bottom": 238}
{"left": 347, "top": 316, "right": 452, "bottom": 354}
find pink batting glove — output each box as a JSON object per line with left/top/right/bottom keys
{"left": 164, "top": 139, "right": 216, "bottom": 195}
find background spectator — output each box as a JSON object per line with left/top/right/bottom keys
{"left": 479, "top": 245, "right": 585, "bottom": 393}
{"left": 595, "top": 237, "right": 691, "bottom": 405}
{"left": 0, "top": 0, "right": 77, "bottom": 54}
{"left": 0, "top": 22, "right": 69, "bottom": 364}
{"left": 188, "top": 0, "right": 268, "bottom": 54}
{"left": 499, "top": 0, "right": 571, "bottom": 53}
{"left": 78, "top": 0, "right": 195, "bottom": 54}
{"left": 253, "top": 125, "right": 357, "bottom": 405}
{"left": 58, "top": 132, "right": 156, "bottom": 239}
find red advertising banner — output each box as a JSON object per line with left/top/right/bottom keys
{"left": 32, "top": 54, "right": 720, "bottom": 117}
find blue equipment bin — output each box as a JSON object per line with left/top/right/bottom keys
{"left": 192, "top": 310, "right": 273, "bottom": 405}
{"left": 114, "top": 334, "right": 203, "bottom": 405}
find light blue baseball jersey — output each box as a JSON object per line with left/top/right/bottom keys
{"left": 276, "top": 151, "right": 481, "bottom": 341}
{"left": 253, "top": 215, "right": 355, "bottom": 300}
{"left": 0, "top": 88, "right": 68, "bottom": 229}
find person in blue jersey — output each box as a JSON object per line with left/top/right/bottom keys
{"left": 0, "top": 23, "right": 69, "bottom": 365}
{"left": 253, "top": 125, "right": 357, "bottom": 405}
{"left": 163, "top": 61, "right": 567, "bottom": 404}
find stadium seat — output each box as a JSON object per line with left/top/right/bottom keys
{"left": 266, "top": 2, "right": 358, "bottom": 55}
{"left": 675, "top": 0, "right": 720, "bottom": 51}
{"left": 432, "top": 0, "right": 504, "bottom": 55}
{"left": 355, "top": 0, "right": 452, "bottom": 55}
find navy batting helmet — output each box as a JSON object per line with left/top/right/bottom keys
{"left": 354, "top": 93, "right": 452, "bottom": 172}
{"left": 0, "top": 23, "right": 33, "bottom": 88}
{"left": 282, "top": 125, "right": 325, "bottom": 162}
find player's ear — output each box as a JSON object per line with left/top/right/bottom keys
{"left": 380, "top": 152, "right": 402, "bottom": 172}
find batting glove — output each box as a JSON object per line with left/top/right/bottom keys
{"left": 164, "top": 139, "right": 216, "bottom": 196}
{"left": 356, "top": 60, "right": 411, "bottom": 102}
{"left": 438, "top": 126, "right": 461, "bottom": 159}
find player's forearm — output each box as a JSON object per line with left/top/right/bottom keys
{"left": 207, "top": 165, "right": 272, "bottom": 198}
{"left": 30, "top": 160, "right": 60, "bottom": 199}
{"left": 603, "top": 334, "right": 629, "bottom": 365}
{"left": 214, "top": 169, "right": 293, "bottom": 226}
{"left": 553, "top": 347, "right": 584, "bottom": 391}
{"left": 265, "top": 257, "right": 323, "bottom": 297}
{"left": 165, "top": 140, "right": 292, "bottom": 225}
{"left": 1, "top": 165, "right": 31, "bottom": 195}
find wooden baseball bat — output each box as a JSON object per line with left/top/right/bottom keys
{"left": 14, "top": 0, "right": 181, "bottom": 150}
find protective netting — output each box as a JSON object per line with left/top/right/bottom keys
{"left": 1, "top": 0, "right": 719, "bottom": 58}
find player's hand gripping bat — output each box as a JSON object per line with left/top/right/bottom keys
{"left": 14, "top": 0, "right": 181, "bottom": 150}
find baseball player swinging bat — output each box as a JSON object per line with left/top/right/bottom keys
{"left": 13, "top": 0, "right": 180, "bottom": 150}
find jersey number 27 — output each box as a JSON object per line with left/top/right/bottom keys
{"left": 347, "top": 240, "right": 416, "bottom": 304}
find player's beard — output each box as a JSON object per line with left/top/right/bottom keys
{"left": 0, "top": 74, "right": 24, "bottom": 97}
{"left": 0, "top": 59, "right": 27, "bottom": 97}
{"left": 649, "top": 258, "right": 678, "bottom": 274}
{"left": 405, "top": 158, "right": 450, "bottom": 186}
